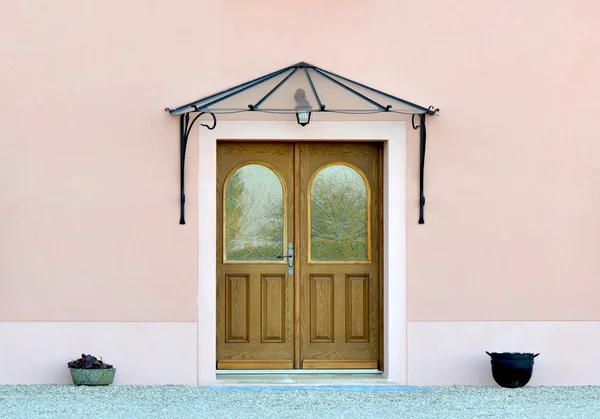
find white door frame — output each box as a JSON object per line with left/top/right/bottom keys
{"left": 197, "top": 120, "right": 407, "bottom": 384}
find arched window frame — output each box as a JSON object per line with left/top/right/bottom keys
{"left": 307, "top": 162, "right": 371, "bottom": 263}
{"left": 223, "top": 161, "right": 287, "bottom": 263}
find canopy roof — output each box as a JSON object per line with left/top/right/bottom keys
{"left": 168, "top": 62, "right": 437, "bottom": 116}
{"left": 167, "top": 61, "right": 438, "bottom": 226}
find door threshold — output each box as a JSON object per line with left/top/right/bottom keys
{"left": 215, "top": 370, "right": 389, "bottom": 385}
{"left": 217, "top": 369, "right": 382, "bottom": 375}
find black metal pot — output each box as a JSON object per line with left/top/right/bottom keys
{"left": 486, "top": 352, "right": 539, "bottom": 388}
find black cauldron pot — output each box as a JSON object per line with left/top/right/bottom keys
{"left": 486, "top": 352, "right": 539, "bottom": 388}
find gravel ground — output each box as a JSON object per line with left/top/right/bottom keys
{"left": 1, "top": 385, "right": 600, "bottom": 419}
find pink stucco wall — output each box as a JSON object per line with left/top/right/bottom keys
{"left": 1, "top": 0, "right": 600, "bottom": 384}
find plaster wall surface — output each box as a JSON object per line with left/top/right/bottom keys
{"left": 1, "top": 0, "right": 600, "bottom": 384}
{"left": 407, "top": 321, "right": 600, "bottom": 386}
{"left": 0, "top": 322, "right": 197, "bottom": 384}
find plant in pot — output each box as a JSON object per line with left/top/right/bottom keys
{"left": 67, "top": 353, "right": 116, "bottom": 386}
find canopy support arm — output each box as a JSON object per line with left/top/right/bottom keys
{"left": 179, "top": 111, "right": 217, "bottom": 224}
{"left": 412, "top": 113, "right": 427, "bottom": 224}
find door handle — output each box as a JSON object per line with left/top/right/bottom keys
{"left": 276, "top": 243, "right": 294, "bottom": 275}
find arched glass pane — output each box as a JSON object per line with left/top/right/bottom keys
{"left": 225, "top": 164, "right": 284, "bottom": 261}
{"left": 310, "top": 164, "right": 369, "bottom": 261}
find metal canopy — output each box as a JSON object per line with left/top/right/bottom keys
{"left": 168, "top": 62, "right": 435, "bottom": 116}
{"left": 165, "top": 62, "right": 439, "bottom": 225}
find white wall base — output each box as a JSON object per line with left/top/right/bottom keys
{"left": 408, "top": 321, "right": 600, "bottom": 386}
{"left": 0, "top": 322, "right": 197, "bottom": 385}
{"left": 5, "top": 321, "right": 599, "bottom": 385}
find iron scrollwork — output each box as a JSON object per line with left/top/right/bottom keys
{"left": 412, "top": 113, "right": 425, "bottom": 224}
{"left": 412, "top": 107, "right": 438, "bottom": 225}
{"left": 179, "top": 111, "right": 217, "bottom": 224}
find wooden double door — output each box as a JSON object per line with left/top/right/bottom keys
{"left": 217, "top": 142, "right": 382, "bottom": 370}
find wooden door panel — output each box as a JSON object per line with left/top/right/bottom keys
{"left": 309, "top": 274, "right": 335, "bottom": 343}
{"left": 217, "top": 142, "right": 295, "bottom": 369}
{"left": 217, "top": 141, "right": 382, "bottom": 370}
{"left": 299, "top": 142, "right": 381, "bottom": 369}
{"left": 345, "top": 274, "right": 370, "bottom": 343}
{"left": 225, "top": 274, "right": 250, "bottom": 343}
{"left": 261, "top": 274, "right": 286, "bottom": 343}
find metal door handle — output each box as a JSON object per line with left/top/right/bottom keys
{"left": 276, "top": 243, "right": 294, "bottom": 275}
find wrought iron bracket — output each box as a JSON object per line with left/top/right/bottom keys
{"left": 177, "top": 111, "right": 216, "bottom": 224}
{"left": 412, "top": 106, "right": 438, "bottom": 224}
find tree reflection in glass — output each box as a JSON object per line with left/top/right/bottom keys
{"left": 226, "top": 164, "right": 284, "bottom": 260}
{"left": 311, "top": 164, "right": 368, "bottom": 260}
